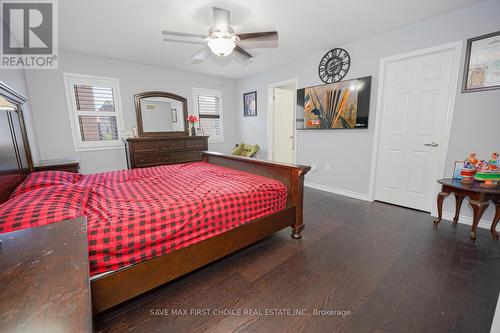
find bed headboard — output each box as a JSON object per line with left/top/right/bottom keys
{"left": 0, "top": 82, "right": 33, "bottom": 204}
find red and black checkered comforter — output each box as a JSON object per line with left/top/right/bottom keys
{"left": 0, "top": 162, "right": 287, "bottom": 275}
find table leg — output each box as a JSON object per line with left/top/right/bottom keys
{"left": 469, "top": 200, "right": 489, "bottom": 240}
{"left": 453, "top": 194, "right": 465, "bottom": 224}
{"left": 491, "top": 201, "right": 500, "bottom": 240}
{"left": 433, "top": 191, "right": 450, "bottom": 226}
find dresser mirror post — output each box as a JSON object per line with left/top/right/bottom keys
{"left": 134, "top": 91, "right": 189, "bottom": 137}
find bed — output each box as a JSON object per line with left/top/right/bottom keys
{"left": 0, "top": 84, "right": 310, "bottom": 314}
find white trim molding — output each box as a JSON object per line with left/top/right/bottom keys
{"left": 267, "top": 78, "right": 298, "bottom": 163}
{"left": 368, "top": 41, "right": 464, "bottom": 216}
{"left": 305, "top": 181, "right": 370, "bottom": 201}
{"left": 440, "top": 211, "right": 492, "bottom": 231}
{"left": 63, "top": 72, "right": 125, "bottom": 152}
{"left": 492, "top": 293, "right": 500, "bottom": 333}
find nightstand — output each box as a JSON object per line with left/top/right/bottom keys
{"left": 0, "top": 217, "right": 92, "bottom": 332}
{"left": 34, "top": 158, "right": 80, "bottom": 173}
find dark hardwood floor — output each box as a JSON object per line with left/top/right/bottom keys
{"left": 95, "top": 188, "right": 500, "bottom": 333}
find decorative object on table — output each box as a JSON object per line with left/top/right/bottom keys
{"left": 132, "top": 126, "right": 138, "bottom": 137}
{"left": 196, "top": 127, "right": 204, "bottom": 136}
{"left": 171, "top": 109, "right": 178, "bottom": 123}
{"left": 187, "top": 115, "right": 199, "bottom": 136}
{"left": 296, "top": 76, "right": 371, "bottom": 130}
{"left": 460, "top": 152, "right": 478, "bottom": 184}
{"left": 243, "top": 91, "right": 257, "bottom": 117}
{"left": 318, "top": 48, "right": 351, "bottom": 84}
{"left": 463, "top": 30, "right": 500, "bottom": 92}
{"left": 453, "top": 161, "right": 465, "bottom": 179}
{"left": 474, "top": 152, "right": 500, "bottom": 188}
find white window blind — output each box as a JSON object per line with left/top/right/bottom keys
{"left": 193, "top": 88, "right": 223, "bottom": 142}
{"left": 64, "top": 74, "right": 123, "bottom": 151}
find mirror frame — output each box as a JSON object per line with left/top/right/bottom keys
{"left": 134, "top": 91, "right": 189, "bottom": 137}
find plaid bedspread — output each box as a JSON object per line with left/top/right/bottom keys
{"left": 0, "top": 162, "right": 287, "bottom": 275}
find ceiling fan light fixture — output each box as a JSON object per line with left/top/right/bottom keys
{"left": 207, "top": 33, "right": 236, "bottom": 57}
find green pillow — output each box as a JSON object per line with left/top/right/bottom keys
{"left": 231, "top": 144, "right": 245, "bottom": 155}
{"left": 242, "top": 144, "right": 260, "bottom": 157}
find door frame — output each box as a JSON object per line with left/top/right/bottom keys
{"left": 267, "top": 78, "right": 298, "bottom": 163}
{"left": 367, "top": 41, "right": 463, "bottom": 215}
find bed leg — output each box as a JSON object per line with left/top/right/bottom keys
{"left": 290, "top": 170, "right": 306, "bottom": 240}
{"left": 291, "top": 229, "right": 302, "bottom": 239}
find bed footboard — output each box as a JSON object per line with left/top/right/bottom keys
{"left": 202, "top": 151, "right": 311, "bottom": 238}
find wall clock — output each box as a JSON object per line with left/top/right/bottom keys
{"left": 318, "top": 48, "right": 351, "bottom": 84}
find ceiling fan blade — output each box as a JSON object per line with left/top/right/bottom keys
{"left": 233, "top": 46, "right": 252, "bottom": 60}
{"left": 238, "top": 39, "right": 278, "bottom": 49}
{"left": 162, "top": 38, "right": 205, "bottom": 45}
{"left": 212, "top": 7, "right": 230, "bottom": 32}
{"left": 191, "top": 46, "right": 212, "bottom": 63}
{"left": 161, "top": 30, "right": 205, "bottom": 38}
{"left": 238, "top": 31, "right": 278, "bottom": 42}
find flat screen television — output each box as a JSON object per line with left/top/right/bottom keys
{"left": 296, "top": 76, "right": 371, "bottom": 130}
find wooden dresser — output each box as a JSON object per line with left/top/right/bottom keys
{"left": 124, "top": 136, "right": 209, "bottom": 169}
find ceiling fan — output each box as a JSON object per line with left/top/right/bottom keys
{"left": 161, "top": 7, "right": 278, "bottom": 62}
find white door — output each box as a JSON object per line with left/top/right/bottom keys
{"left": 272, "top": 87, "right": 295, "bottom": 163}
{"left": 375, "top": 48, "right": 456, "bottom": 211}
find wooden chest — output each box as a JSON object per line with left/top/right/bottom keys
{"left": 124, "top": 136, "right": 208, "bottom": 169}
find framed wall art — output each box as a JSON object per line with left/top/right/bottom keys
{"left": 243, "top": 91, "right": 257, "bottom": 117}
{"left": 296, "top": 76, "right": 371, "bottom": 130}
{"left": 463, "top": 30, "right": 500, "bottom": 92}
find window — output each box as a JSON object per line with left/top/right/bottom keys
{"left": 193, "top": 88, "right": 223, "bottom": 142}
{"left": 64, "top": 73, "right": 124, "bottom": 151}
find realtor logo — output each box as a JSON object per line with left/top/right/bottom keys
{"left": 1, "top": 0, "right": 58, "bottom": 68}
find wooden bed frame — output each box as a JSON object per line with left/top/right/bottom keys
{"left": 92, "top": 152, "right": 309, "bottom": 313}
{"left": 0, "top": 82, "right": 311, "bottom": 314}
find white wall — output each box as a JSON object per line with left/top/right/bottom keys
{"left": 24, "top": 52, "right": 238, "bottom": 174}
{"left": 0, "top": 68, "right": 40, "bottom": 164}
{"left": 236, "top": 0, "right": 500, "bottom": 222}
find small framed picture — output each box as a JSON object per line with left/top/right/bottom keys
{"left": 243, "top": 91, "right": 257, "bottom": 117}
{"left": 463, "top": 30, "right": 500, "bottom": 92}
{"left": 171, "top": 109, "right": 178, "bottom": 122}
{"left": 196, "top": 128, "right": 204, "bottom": 136}
{"left": 453, "top": 161, "right": 465, "bottom": 179}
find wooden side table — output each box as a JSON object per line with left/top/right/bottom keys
{"left": 433, "top": 178, "right": 500, "bottom": 240}
{"left": 34, "top": 158, "right": 80, "bottom": 173}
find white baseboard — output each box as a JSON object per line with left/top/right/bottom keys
{"left": 492, "top": 292, "right": 500, "bottom": 333}
{"left": 441, "top": 211, "right": 491, "bottom": 230}
{"left": 305, "top": 181, "right": 370, "bottom": 201}
{"left": 305, "top": 182, "right": 494, "bottom": 232}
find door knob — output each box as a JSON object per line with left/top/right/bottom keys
{"left": 424, "top": 142, "right": 439, "bottom": 147}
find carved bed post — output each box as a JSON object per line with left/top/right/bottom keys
{"left": 291, "top": 168, "right": 306, "bottom": 239}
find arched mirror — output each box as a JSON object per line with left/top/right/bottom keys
{"left": 135, "top": 91, "right": 189, "bottom": 137}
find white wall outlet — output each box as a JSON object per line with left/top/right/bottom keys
{"left": 325, "top": 163, "right": 331, "bottom": 172}
{"left": 311, "top": 163, "right": 318, "bottom": 172}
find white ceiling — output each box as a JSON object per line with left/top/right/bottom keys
{"left": 60, "top": 0, "right": 484, "bottom": 79}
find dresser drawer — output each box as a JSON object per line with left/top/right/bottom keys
{"left": 175, "top": 151, "right": 203, "bottom": 163}
{"left": 135, "top": 153, "right": 174, "bottom": 167}
{"left": 185, "top": 138, "right": 207, "bottom": 149}
{"left": 161, "top": 140, "right": 185, "bottom": 151}
{"left": 133, "top": 141, "right": 161, "bottom": 153}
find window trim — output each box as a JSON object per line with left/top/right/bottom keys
{"left": 192, "top": 87, "right": 224, "bottom": 143}
{"left": 63, "top": 73, "right": 125, "bottom": 152}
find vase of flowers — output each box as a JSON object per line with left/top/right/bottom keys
{"left": 187, "top": 115, "right": 199, "bottom": 136}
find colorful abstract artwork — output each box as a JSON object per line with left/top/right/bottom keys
{"left": 297, "top": 76, "right": 371, "bottom": 130}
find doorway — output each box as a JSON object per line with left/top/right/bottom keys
{"left": 267, "top": 79, "right": 298, "bottom": 163}
{"left": 369, "top": 42, "right": 462, "bottom": 212}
